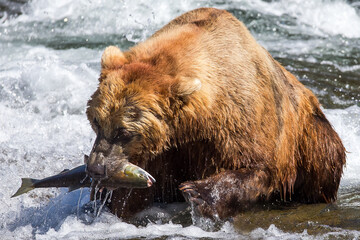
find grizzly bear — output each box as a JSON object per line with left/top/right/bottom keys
{"left": 85, "top": 8, "right": 346, "bottom": 220}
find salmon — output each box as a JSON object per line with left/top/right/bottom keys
{"left": 12, "top": 158, "right": 155, "bottom": 198}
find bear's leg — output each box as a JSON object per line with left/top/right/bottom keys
{"left": 179, "top": 168, "right": 273, "bottom": 219}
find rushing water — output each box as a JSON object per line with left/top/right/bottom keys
{"left": 0, "top": 0, "right": 359, "bottom": 239}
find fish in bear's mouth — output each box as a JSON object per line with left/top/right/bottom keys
{"left": 11, "top": 154, "right": 156, "bottom": 198}
{"left": 84, "top": 154, "right": 156, "bottom": 190}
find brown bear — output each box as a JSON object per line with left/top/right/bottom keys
{"left": 85, "top": 8, "right": 346, "bottom": 220}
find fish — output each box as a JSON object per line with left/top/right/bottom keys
{"left": 11, "top": 159, "right": 155, "bottom": 198}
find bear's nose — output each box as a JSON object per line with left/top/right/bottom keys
{"left": 87, "top": 163, "right": 106, "bottom": 179}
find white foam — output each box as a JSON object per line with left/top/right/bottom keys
{"left": 250, "top": 224, "right": 360, "bottom": 240}
{"left": 3, "top": 0, "right": 360, "bottom": 39}
{"left": 232, "top": 0, "right": 360, "bottom": 38}
{"left": 324, "top": 106, "right": 360, "bottom": 186}
{"left": 0, "top": 45, "right": 98, "bottom": 228}
{"left": 2, "top": 0, "right": 359, "bottom": 48}
{"left": 36, "top": 214, "right": 238, "bottom": 240}
{"left": 1, "top": 0, "right": 200, "bottom": 43}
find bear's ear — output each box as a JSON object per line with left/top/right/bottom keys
{"left": 171, "top": 77, "right": 202, "bottom": 98}
{"left": 101, "top": 46, "right": 127, "bottom": 70}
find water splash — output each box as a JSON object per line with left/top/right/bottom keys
{"left": 226, "top": 0, "right": 360, "bottom": 38}
{"left": 76, "top": 187, "right": 84, "bottom": 218}
{"left": 96, "top": 190, "right": 113, "bottom": 218}
{"left": 121, "top": 188, "right": 133, "bottom": 212}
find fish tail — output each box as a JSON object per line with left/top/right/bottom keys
{"left": 11, "top": 178, "right": 37, "bottom": 198}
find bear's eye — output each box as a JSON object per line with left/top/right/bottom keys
{"left": 92, "top": 118, "right": 100, "bottom": 133}
{"left": 113, "top": 127, "right": 133, "bottom": 144}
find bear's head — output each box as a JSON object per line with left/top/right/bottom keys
{"left": 85, "top": 46, "right": 203, "bottom": 182}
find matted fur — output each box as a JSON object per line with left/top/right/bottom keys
{"left": 86, "top": 8, "right": 346, "bottom": 219}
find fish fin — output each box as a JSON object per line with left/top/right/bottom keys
{"left": 11, "top": 178, "right": 36, "bottom": 198}
{"left": 60, "top": 169, "right": 69, "bottom": 173}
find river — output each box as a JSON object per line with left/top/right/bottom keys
{"left": 0, "top": 0, "right": 359, "bottom": 239}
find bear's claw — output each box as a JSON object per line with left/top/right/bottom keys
{"left": 179, "top": 182, "right": 200, "bottom": 197}
{"left": 179, "top": 181, "right": 215, "bottom": 218}
{"left": 179, "top": 182, "right": 199, "bottom": 197}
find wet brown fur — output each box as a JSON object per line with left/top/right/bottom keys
{"left": 86, "top": 8, "right": 346, "bottom": 219}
